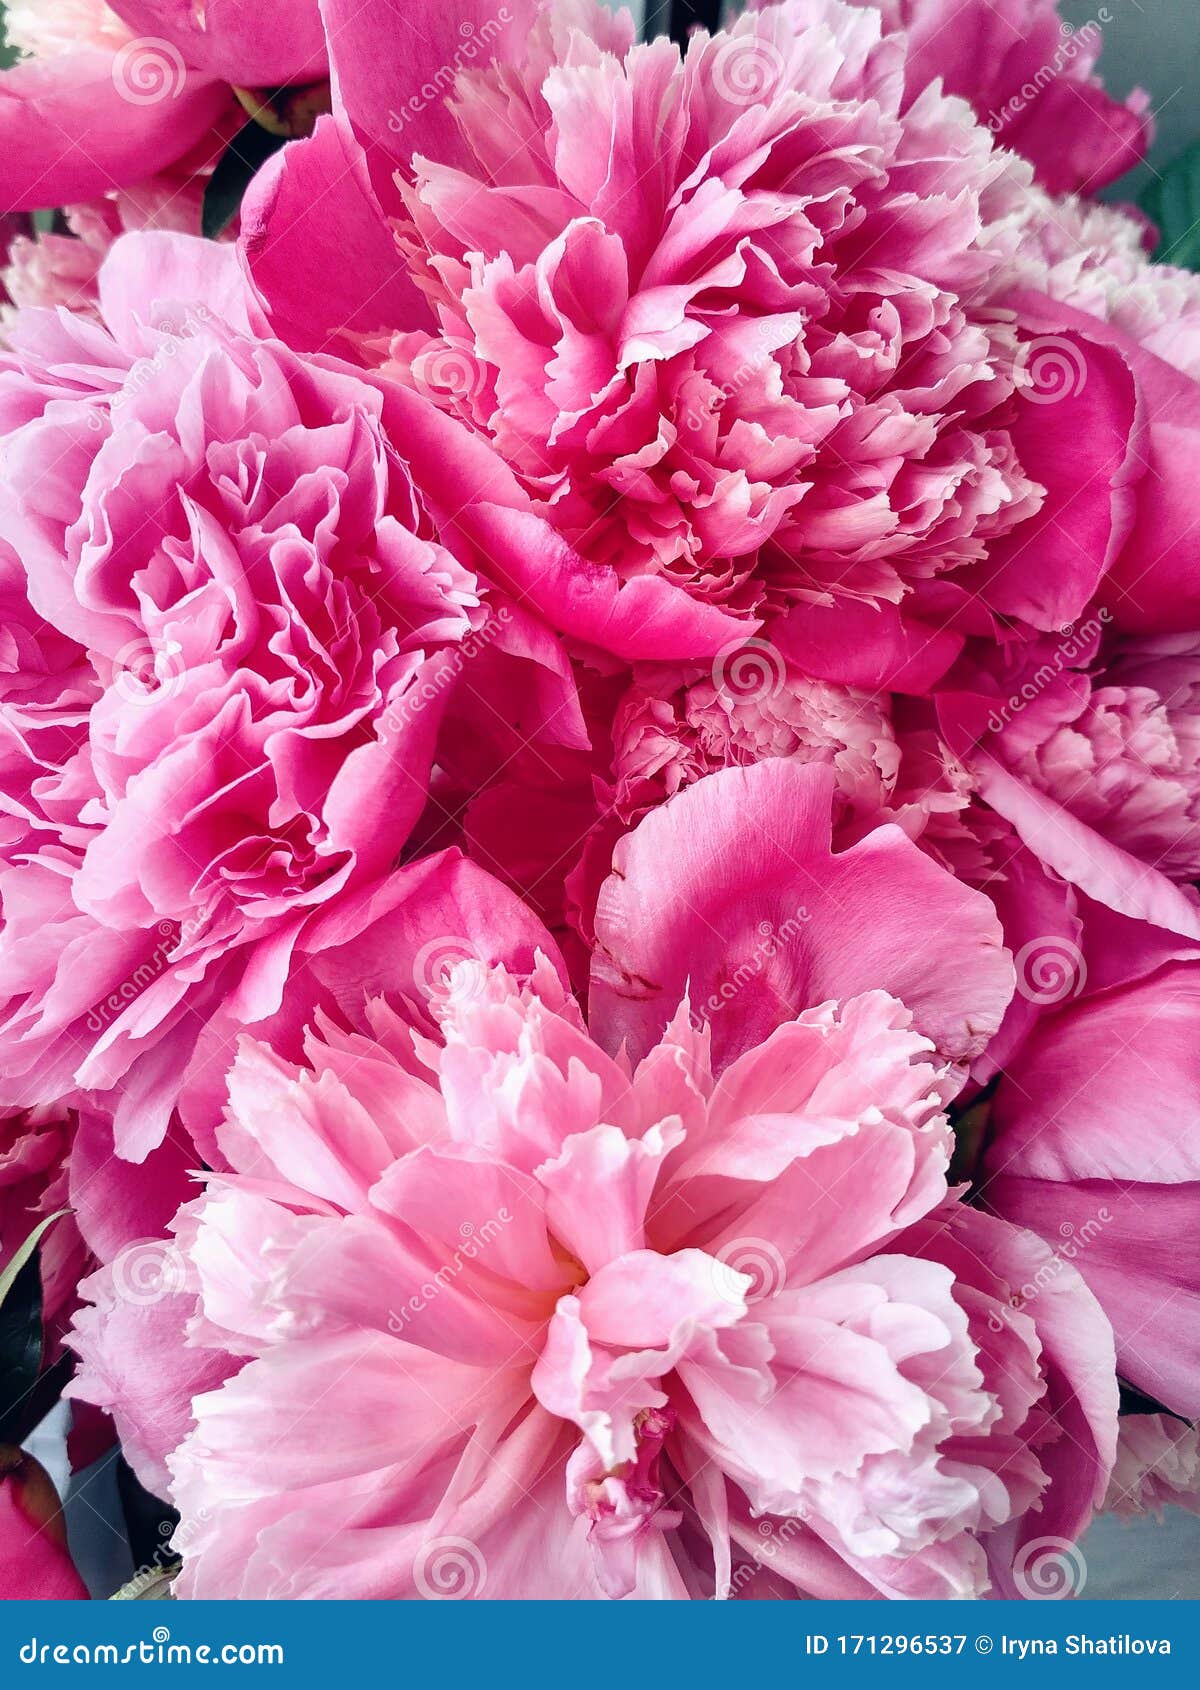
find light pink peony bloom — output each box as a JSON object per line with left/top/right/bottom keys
{"left": 1008, "top": 190, "right": 1200, "bottom": 383}
{"left": 1104, "top": 1414, "right": 1200, "bottom": 1520}
{"left": 0, "top": 230, "right": 576, "bottom": 1160}
{"left": 610, "top": 656, "right": 899, "bottom": 832}
{"left": 0, "top": 0, "right": 325, "bottom": 211}
{"left": 1, "top": 175, "right": 220, "bottom": 321}
{"left": 852, "top": 0, "right": 1150, "bottom": 195}
{"left": 69, "top": 762, "right": 1117, "bottom": 1599}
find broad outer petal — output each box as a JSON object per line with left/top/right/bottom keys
{"left": 0, "top": 51, "right": 228, "bottom": 213}
{"left": 107, "top": 0, "right": 327, "bottom": 85}
{"left": 319, "top": 0, "right": 537, "bottom": 176}
{"left": 589, "top": 760, "right": 1013, "bottom": 1071}
{"left": 240, "top": 115, "right": 432, "bottom": 358}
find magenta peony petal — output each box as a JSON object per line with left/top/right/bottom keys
{"left": 0, "top": 51, "right": 229, "bottom": 213}
{"left": 241, "top": 115, "right": 432, "bottom": 358}
{"left": 106, "top": 0, "right": 327, "bottom": 86}
{"left": 589, "top": 760, "right": 1014, "bottom": 1070}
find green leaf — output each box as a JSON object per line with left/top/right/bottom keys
{"left": 201, "top": 118, "right": 288, "bottom": 240}
{"left": 111, "top": 1562, "right": 180, "bottom": 1601}
{"left": 0, "top": 1212, "right": 71, "bottom": 1446}
{"left": 0, "top": 1252, "right": 46, "bottom": 1444}
{"left": 0, "top": 1209, "right": 68, "bottom": 1313}
{"left": 1141, "top": 140, "right": 1200, "bottom": 272}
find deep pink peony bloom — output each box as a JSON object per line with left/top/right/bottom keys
{"left": 237, "top": 0, "right": 1200, "bottom": 693}
{"left": 852, "top": 0, "right": 1150, "bottom": 195}
{"left": 384, "top": 0, "right": 1045, "bottom": 659}
{"left": 0, "top": 230, "right": 576, "bottom": 1160}
{"left": 69, "top": 762, "right": 1117, "bottom": 1599}
{"left": 0, "top": 0, "right": 325, "bottom": 211}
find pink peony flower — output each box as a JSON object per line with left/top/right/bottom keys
{"left": 1, "top": 174, "right": 222, "bottom": 321}
{"left": 0, "top": 230, "right": 576, "bottom": 1160}
{"left": 69, "top": 761, "right": 1117, "bottom": 1599}
{"left": 854, "top": 0, "right": 1150, "bottom": 195}
{"left": 1008, "top": 190, "right": 1200, "bottom": 383}
{"left": 937, "top": 623, "right": 1200, "bottom": 939}
{"left": 610, "top": 653, "right": 899, "bottom": 831}
{"left": 243, "top": 0, "right": 1200, "bottom": 685}
{"left": 984, "top": 948, "right": 1200, "bottom": 1418}
{"left": 1104, "top": 1414, "right": 1200, "bottom": 1521}
{"left": 0, "top": 0, "right": 325, "bottom": 211}
{"left": 385, "top": 0, "right": 1042, "bottom": 652}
